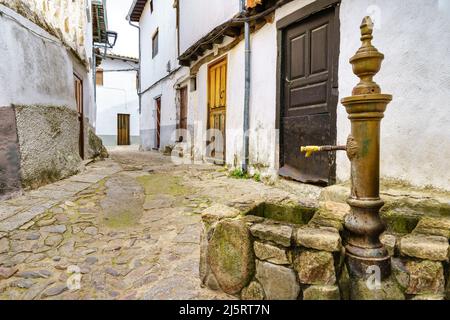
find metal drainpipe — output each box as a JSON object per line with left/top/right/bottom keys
{"left": 241, "top": 0, "right": 251, "bottom": 173}
{"left": 129, "top": 19, "right": 142, "bottom": 114}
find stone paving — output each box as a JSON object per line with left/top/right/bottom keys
{"left": 0, "top": 148, "right": 321, "bottom": 300}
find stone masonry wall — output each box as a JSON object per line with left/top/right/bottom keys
{"left": 200, "top": 201, "right": 450, "bottom": 300}
{"left": 0, "top": 107, "right": 22, "bottom": 200}
{"left": 14, "top": 105, "right": 82, "bottom": 190}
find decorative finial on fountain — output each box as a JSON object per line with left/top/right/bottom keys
{"left": 349, "top": 16, "right": 385, "bottom": 95}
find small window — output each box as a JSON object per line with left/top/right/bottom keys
{"left": 96, "top": 69, "right": 103, "bottom": 86}
{"left": 152, "top": 29, "right": 159, "bottom": 58}
{"left": 150, "top": 0, "right": 153, "bottom": 13}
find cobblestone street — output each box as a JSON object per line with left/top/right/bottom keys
{"left": 0, "top": 148, "right": 320, "bottom": 300}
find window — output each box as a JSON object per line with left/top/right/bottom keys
{"left": 150, "top": 0, "right": 153, "bottom": 13}
{"left": 152, "top": 29, "right": 159, "bottom": 58}
{"left": 136, "top": 73, "right": 139, "bottom": 91}
{"left": 96, "top": 69, "right": 103, "bottom": 86}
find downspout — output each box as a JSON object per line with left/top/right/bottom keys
{"left": 241, "top": 0, "right": 251, "bottom": 173}
{"left": 129, "top": 19, "right": 142, "bottom": 114}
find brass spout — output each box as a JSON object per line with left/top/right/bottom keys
{"left": 300, "top": 146, "right": 347, "bottom": 158}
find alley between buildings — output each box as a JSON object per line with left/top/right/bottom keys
{"left": 0, "top": 148, "right": 320, "bottom": 300}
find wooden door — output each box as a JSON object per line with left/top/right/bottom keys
{"left": 207, "top": 58, "right": 227, "bottom": 164}
{"left": 179, "top": 87, "right": 188, "bottom": 131}
{"left": 74, "top": 75, "right": 84, "bottom": 159}
{"left": 117, "top": 114, "right": 130, "bottom": 145}
{"left": 155, "top": 97, "right": 161, "bottom": 149}
{"left": 280, "top": 7, "right": 339, "bottom": 185}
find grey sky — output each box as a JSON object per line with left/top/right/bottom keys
{"left": 106, "top": 0, "right": 139, "bottom": 58}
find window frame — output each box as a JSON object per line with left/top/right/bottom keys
{"left": 152, "top": 28, "right": 159, "bottom": 58}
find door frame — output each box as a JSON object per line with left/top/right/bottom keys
{"left": 275, "top": 0, "right": 340, "bottom": 184}
{"left": 206, "top": 55, "right": 227, "bottom": 164}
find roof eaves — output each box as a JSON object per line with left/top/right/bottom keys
{"left": 127, "top": 0, "right": 148, "bottom": 22}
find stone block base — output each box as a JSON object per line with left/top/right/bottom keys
{"left": 200, "top": 200, "right": 450, "bottom": 300}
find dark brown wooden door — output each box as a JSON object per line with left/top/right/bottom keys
{"left": 155, "top": 97, "right": 161, "bottom": 149}
{"left": 74, "top": 75, "right": 84, "bottom": 159}
{"left": 179, "top": 87, "right": 188, "bottom": 131}
{"left": 280, "top": 7, "right": 339, "bottom": 185}
{"left": 117, "top": 114, "right": 130, "bottom": 145}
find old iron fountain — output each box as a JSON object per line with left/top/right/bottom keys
{"left": 301, "top": 16, "right": 392, "bottom": 280}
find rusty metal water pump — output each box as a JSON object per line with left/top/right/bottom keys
{"left": 301, "top": 16, "right": 392, "bottom": 279}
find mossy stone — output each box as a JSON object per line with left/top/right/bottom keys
{"left": 350, "top": 276, "right": 405, "bottom": 300}
{"left": 208, "top": 219, "right": 254, "bottom": 295}
{"left": 303, "top": 285, "right": 340, "bottom": 300}
{"left": 241, "top": 281, "right": 265, "bottom": 300}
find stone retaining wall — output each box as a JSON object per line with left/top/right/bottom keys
{"left": 200, "top": 201, "right": 450, "bottom": 300}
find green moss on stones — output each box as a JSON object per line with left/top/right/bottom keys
{"left": 137, "top": 174, "right": 188, "bottom": 198}
{"left": 21, "top": 167, "right": 62, "bottom": 190}
{"left": 381, "top": 210, "right": 419, "bottom": 234}
{"left": 208, "top": 219, "right": 255, "bottom": 294}
{"left": 103, "top": 210, "right": 140, "bottom": 229}
{"left": 88, "top": 129, "right": 108, "bottom": 159}
{"left": 246, "top": 202, "right": 316, "bottom": 225}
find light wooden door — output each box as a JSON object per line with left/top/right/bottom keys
{"left": 117, "top": 114, "right": 130, "bottom": 145}
{"left": 207, "top": 58, "right": 227, "bottom": 164}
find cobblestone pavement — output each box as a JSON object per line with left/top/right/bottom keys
{"left": 0, "top": 148, "right": 321, "bottom": 300}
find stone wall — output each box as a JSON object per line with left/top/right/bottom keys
{"left": 200, "top": 201, "right": 450, "bottom": 300}
{"left": 0, "top": 107, "right": 21, "bottom": 200}
{"left": 14, "top": 105, "right": 82, "bottom": 190}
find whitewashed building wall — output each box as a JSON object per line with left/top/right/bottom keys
{"left": 96, "top": 57, "right": 140, "bottom": 146}
{"left": 179, "top": 0, "right": 450, "bottom": 190}
{"left": 139, "top": 0, "right": 189, "bottom": 151}
{"left": 0, "top": 0, "right": 100, "bottom": 196}
{"left": 178, "top": 0, "right": 240, "bottom": 53}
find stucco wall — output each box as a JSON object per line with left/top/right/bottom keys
{"left": 96, "top": 58, "right": 140, "bottom": 145}
{"left": 179, "top": 0, "right": 240, "bottom": 54}
{"left": 191, "top": 0, "right": 314, "bottom": 172}
{"left": 0, "top": 0, "right": 90, "bottom": 62}
{"left": 0, "top": 4, "right": 98, "bottom": 193}
{"left": 139, "top": 0, "right": 179, "bottom": 89}
{"left": 0, "top": 5, "right": 76, "bottom": 109}
{"left": 187, "top": 0, "right": 450, "bottom": 190}
{"left": 337, "top": 0, "right": 450, "bottom": 190}
{"left": 140, "top": 68, "right": 190, "bottom": 151}
{"left": 139, "top": 0, "right": 192, "bottom": 151}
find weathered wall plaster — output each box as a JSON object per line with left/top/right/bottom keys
{"left": 0, "top": 0, "right": 90, "bottom": 62}
{"left": 336, "top": 0, "right": 450, "bottom": 190}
